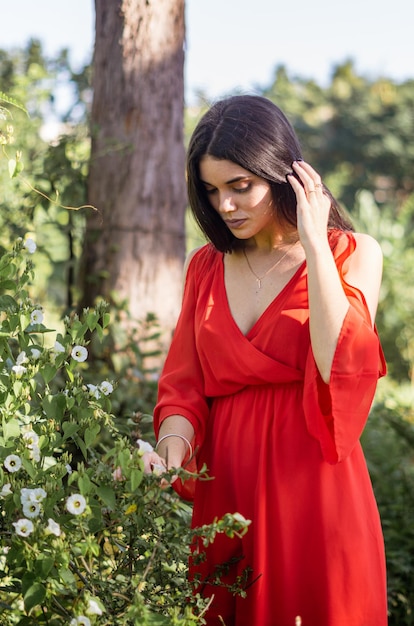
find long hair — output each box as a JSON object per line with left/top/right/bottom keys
{"left": 186, "top": 95, "right": 353, "bottom": 252}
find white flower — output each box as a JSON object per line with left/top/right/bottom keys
{"left": 30, "top": 309, "right": 44, "bottom": 325}
{"left": 13, "top": 518, "right": 34, "bottom": 537}
{"left": 137, "top": 439, "right": 154, "bottom": 454}
{"left": 86, "top": 598, "right": 103, "bottom": 616}
{"left": 11, "top": 364, "right": 26, "bottom": 377}
{"left": 24, "top": 238, "right": 37, "bottom": 253}
{"left": 20, "top": 488, "right": 32, "bottom": 503}
{"left": 0, "top": 483, "right": 12, "bottom": 497}
{"left": 30, "top": 446, "right": 41, "bottom": 462}
{"left": 65, "top": 463, "right": 73, "bottom": 475}
{"left": 87, "top": 384, "right": 101, "bottom": 399}
{"left": 71, "top": 345, "right": 88, "bottom": 362}
{"left": 46, "top": 518, "right": 61, "bottom": 537}
{"left": 23, "top": 430, "right": 39, "bottom": 448}
{"left": 32, "top": 487, "right": 47, "bottom": 502}
{"left": 53, "top": 341, "right": 66, "bottom": 354}
{"left": 70, "top": 617, "right": 91, "bottom": 626}
{"left": 22, "top": 500, "right": 41, "bottom": 518}
{"left": 4, "top": 454, "right": 22, "bottom": 473}
{"left": 20, "top": 487, "right": 47, "bottom": 504}
{"left": 99, "top": 381, "right": 113, "bottom": 396}
{"left": 30, "top": 347, "right": 41, "bottom": 360}
{"left": 16, "top": 351, "right": 28, "bottom": 365}
{"left": 66, "top": 493, "right": 87, "bottom": 515}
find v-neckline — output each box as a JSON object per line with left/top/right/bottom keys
{"left": 219, "top": 255, "right": 307, "bottom": 338}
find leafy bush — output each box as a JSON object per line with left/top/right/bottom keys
{"left": 363, "top": 383, "right": 414, "bottom": 625}
{"left": 0, "top": 239, "right": 250, "bottom": 625}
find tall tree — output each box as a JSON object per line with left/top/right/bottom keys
{"left": 79, "top": 0, "right": 187, "bottom": 352}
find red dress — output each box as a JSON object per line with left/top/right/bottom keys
{"left": 154, "top": 231, "right": 387, "bottom": 626}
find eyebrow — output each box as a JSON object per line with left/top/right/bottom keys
{"left": 200, "top": 175, "right": 250, "bottom": 186}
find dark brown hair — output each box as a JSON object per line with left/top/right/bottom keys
{"left": 186, "top": 95, "right": 353, "bottom": 252}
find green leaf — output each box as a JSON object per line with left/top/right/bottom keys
{"left": 58, "top": 566, "right": 76, "bottom": 586}
{"left": 21, "top": 572, "right": 36, "bottom": 597}
{"left": 88, "top": 506, "right": 104, "bottom": 533}
{"left": 76, "top": 436, "right": 88, "bottom": 459}
{"left": 42, "top": 393, "right": 66, "bottom": 421}
{"left": 0, "top": 294, "right": 18, "bottom": 310}
{"left": 24, "top": 324, "right": 53, "bottom": 334}
{"left": 84, "top": 423, "right": 100, "bottom": 449}
{"left": 0, "top": 92, "right": 28, "bottom": 115}
{"left": 12, "top": 381, "right": 23, "bottom": 396}
{"left": 34, "top": 555, "right": 54, "bottom": 578}
{"left": 2, "top": 417, "right": 20, "bottom": 440}
{"left": 95, "top": 323, "right": 103, "bottom": 341}
{"left": 21, "top": 457, "right": 36, "bottom": 478}
{"left": 130, "top": 467, "right": 143, "bottom": 491}
{"left": 8, "top": 159, "right": 17, "bottom": 178}
{"left": 102, "top": 312, "right": 111, "bottom": 328}
{"left": 62, "top": 422, "right": 79, "bottom": 440}
{"left": 77, "top": 472, "right": 92, "bottom": 494}
{"left": 40, "top": 364, "right": 58, "bottom": 385}
{"left": 23, "top": 581, "right": 46, "bottom": 612}
{"left": 96, "top": 485, "right": 116, "bottom": 510}
{"left": 86, "top": 310, "right": 98, "bottom": 331}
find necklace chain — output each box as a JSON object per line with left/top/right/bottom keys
{"left": 242, "top": 240, "right": 298, "bottom": 289}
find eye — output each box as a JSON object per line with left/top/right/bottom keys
{"left": 203, "top": 186, "right": 217, "bottom": 196}
{"left": 233, "top": 184, "right": 251, "bottom": 194}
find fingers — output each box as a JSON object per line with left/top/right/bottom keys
{"left": 288, "top": 161, "right": 324, "bottom": 199}
{"left": 141, "top": 451, "right": 179, "bottom": 490}
{"left": 141, "top": 451, "right": 167, "bottom": 474}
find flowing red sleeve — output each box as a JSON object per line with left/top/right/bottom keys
{"left": 153, "top": 248, "right": 210, "bottom": 499}
{"left": 303, "top": 235, "right": 386, "bottom": 464}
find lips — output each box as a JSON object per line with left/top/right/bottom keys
{"left": 224, "top": 219, "right": 247, "bottom": 229}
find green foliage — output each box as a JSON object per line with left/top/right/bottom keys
{"left": 353, "top": 190, "right": 414, "bottom": 381}
{"left": 363, "top": 383, "right": 414, "bottom": 624}
{"left": 0, "top": 239, "right": 251, "bottom": 625}
{"left": 0, "top": 41, "right": 91, "bottom": 314}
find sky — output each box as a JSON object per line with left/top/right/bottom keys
{"left": 1, "top": 0, "right": 414, "bottom": 103}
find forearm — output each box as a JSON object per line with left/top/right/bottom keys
{"left": 306, "top": 238, "right": 350, "bottom": 383}
{"left": 156, "top": 415, "right": 195, "bottom": 468}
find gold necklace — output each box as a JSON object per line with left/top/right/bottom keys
{"left": 242, "top": 240, "right": 298, "bottom": 289}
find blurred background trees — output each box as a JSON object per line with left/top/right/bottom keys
{"left": 1, "top": 18, "right": 414, "bottom": 623}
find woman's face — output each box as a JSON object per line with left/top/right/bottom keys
{"left": 199, "top": 156, "right": 276, "bottom": 240}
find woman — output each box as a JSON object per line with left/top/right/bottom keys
{"left": 145, "top": 95, "right": 387, "bottom": 626}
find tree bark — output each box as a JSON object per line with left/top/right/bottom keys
{"left": 80, "top": 0, "right": 186, "bottom": 355}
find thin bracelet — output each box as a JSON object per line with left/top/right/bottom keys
{"left": 155, "top": 434, "right": 193, "bottom": 459}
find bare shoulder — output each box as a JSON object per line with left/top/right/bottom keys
{"left": 353, "top": 232, "right": 383, "bottom": 259}
{"left": 344, "top": 232, "right": 383, "bottom": 324}
{"left": 348, "top": 232, "right": 383, "bottom": 276}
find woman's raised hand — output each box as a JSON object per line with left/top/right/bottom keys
{"left": 287, "top": 161, "right": 331, "bottom": 250}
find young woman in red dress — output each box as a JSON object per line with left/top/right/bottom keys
{"left": 144, "top": 95, "right": 387, "bottom": 626}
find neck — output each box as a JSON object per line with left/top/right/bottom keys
{"left": 245, "top": 230, "right": 299, "bottom": 253}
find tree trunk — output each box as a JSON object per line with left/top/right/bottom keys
{"left": 80, "top": 0, "right": 186, "bottom": 357}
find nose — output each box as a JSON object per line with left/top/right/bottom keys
{"left": 218, "top": 194, "right": 236, "bottom": 213}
